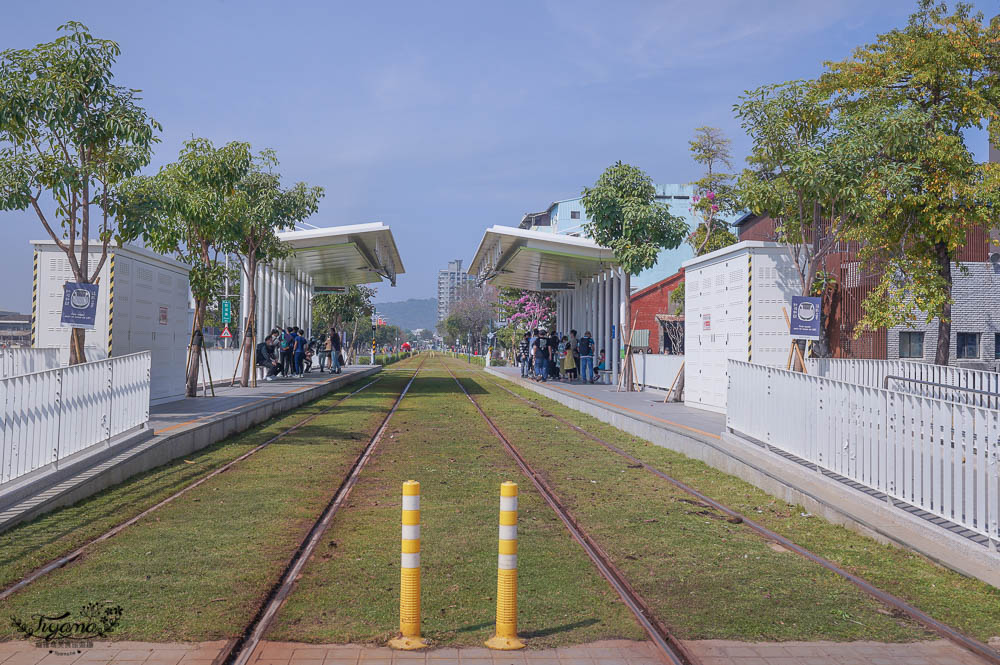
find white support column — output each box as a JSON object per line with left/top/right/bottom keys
{"left": 603, "top": 269, "right": 611, "bottom": 371}
{"left": 607, "top": 270, "right": 622, "bottom": 384}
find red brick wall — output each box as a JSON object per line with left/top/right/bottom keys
{"left": 630, "top": 270, "right": 684, "bottom": 353}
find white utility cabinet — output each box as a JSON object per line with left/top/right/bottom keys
{"left": 31, "top": 241, "right": 192, "bottom": 403}
{"left": 682, "top": 241, "right": 801, "bottom": 413}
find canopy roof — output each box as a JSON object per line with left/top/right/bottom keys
{"left": 467, "top": 225, "right": 616, "bottom": 291}
{"left": 276, "top": 222, "right": 404, "bottom": 287}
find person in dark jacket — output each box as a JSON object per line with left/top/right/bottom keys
{"left": 547, "top": 330, "right": 560, "bottom": 380}
{"left": 329, "top": 326, "right": 343, "bottom": 374}
{"left": 256, "top": 332, "right": 281, "bottom": 381}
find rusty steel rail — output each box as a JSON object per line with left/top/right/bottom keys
{"left": 444, "top": 363, "right": 696, "bottom": 665}
{"left": 224, "top": 358, "right": 427, "bottom": 665}
{"left": 0, "top": 371, "right": 392, "bottom": 603}
{"left": 476, "top": 370, "right": 1000, "bottom": 665}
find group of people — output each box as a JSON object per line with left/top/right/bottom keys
{"left": 255, "top": 325, "right": 345, "bottom": 381}
{"left": 516, "top": 328, "right": 607, "bottom": 384}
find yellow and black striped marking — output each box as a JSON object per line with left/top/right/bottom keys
{"left": 747, "top": 255, "right": 753, "bottom": 362}
{"left": 107, "top": 253, "right": 115, "bottom": 356}
{"left": 31, "top": 250, "right": 38, "bottom": 347}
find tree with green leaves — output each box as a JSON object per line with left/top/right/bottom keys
{"left": 582, "top": 161, "right": 687, "bottom": 389}
{"left": 818, "top": 0, "right": 1000, "bottom": 364}
{"left": 0, "top": 22, "right": 160, "bottom": 363}
{"left": 312, "top": 285, "right": 375, "bottom": 362}
{"left": 687, "top": 126, "right": 738, "bottom": 256}
{"left": 735, "top": 80, "right": 863, "bottom": 358}
{"left": 121, "top": 138, "right": 251, "bottom": 396}
{"left": 228, "top": 151, "right": 324, "bottom": 386}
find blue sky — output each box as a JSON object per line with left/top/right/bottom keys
{"left": 0, "top": 1, "right": 992, "bottom": 312}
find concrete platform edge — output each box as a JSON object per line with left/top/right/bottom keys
{"left": 485, "top": 367, "right": 1000, "bottom": 589}
{"left": 0, "top": 367, "right": 380, "bottom": 534}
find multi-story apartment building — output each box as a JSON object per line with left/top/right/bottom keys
{"left": 437, "top": 259, "right": 475, "bottom": 321}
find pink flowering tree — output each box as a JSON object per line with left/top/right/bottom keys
{"left": 687, "top": 127, "right": 737, "bottom": 256}
{"left": 498, "top": 288, "right": 555, "bottom": 349}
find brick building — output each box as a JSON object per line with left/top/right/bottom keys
{"left": 629, "top": 269, "right": 685, "bottom": 354}
{"left": 733, "top": 214, "right": 1000, "bottom": 365}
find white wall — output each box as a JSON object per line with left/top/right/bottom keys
{"left": 32, "top": 242, "right": 191, "bottom": 403}
{"left": 683, "top": 242, "right": 800, "bottom": 413}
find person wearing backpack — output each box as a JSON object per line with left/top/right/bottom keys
{"left": 532, "top": 329, "right": 548, "bottom": 382}
{"left": 578, "top": 330, "right": 595, "bottom": 383}
{"left": 279, "top": 326, "right": 294, "bottom": 377}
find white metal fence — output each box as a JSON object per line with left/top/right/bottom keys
{"left": 0, "top": 348, "right": 61, "bottom": 378}
{"left": 728, "top": 360, "right": 1000, "bottom": 541}
{"left": 807, "top": 358, "right": 1000, "bottom": 409}
{"left": 634, "top": 353, "right": 685, "bottom": 392}
{"left": 0, "top": 352, "right": 151, "bottom": 486}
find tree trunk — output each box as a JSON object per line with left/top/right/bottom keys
{"left": 240, "top": 260, "right": 257, "bottom": 387}
{"left": 934, "top": 242, "right": 953, "bottom": 366}
{"left": 69, "top": 328, "right": 87, "bottom": 365}
{"left": 186, "top": 299, "right": 207, "bottom": 397}
{"left": 623, "top": 272, "right": 633, "bottom": 391}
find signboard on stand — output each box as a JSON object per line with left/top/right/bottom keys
{"left": 221, "top": 300, "right": 231, "bottom": 324}
{"left": 220, "top": 325, "right": 232, "bottom": 340}
{"left": 60, "top": 282, "right": 99, "bottom": 329}
{"left": 789, "top": 296, "right": 822, "bottom": 340}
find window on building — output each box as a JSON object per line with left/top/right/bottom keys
{"left": 995, "top": 333, "right": 1000, "bottom": 359}
{"left": 570, "top": 210, "right": 580, "bottom": 220}
{"left": 899, "top": 331, "right": 924, "bottom": 359}
{"left": 957, "top": 332, "right": 980, "bottom": 359}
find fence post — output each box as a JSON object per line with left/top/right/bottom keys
{"left": 52, "top": 369, "right": 63, "bottom": 468}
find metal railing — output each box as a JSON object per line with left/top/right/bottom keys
{"left": 728, "top": 360, "right": 1000, "bottom": 541}
{"left": 0, "top": 352, "right": 151, "bottom": 486}
{"left": 0, "top": 348, "right": 61, "bottom": 379}
{"left": 807, "top": 358, "right": 1000, "bottom": 409}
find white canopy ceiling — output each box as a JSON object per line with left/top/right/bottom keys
{"left": 276, "top": 222, "right": 404, "bottom": 287}
{"left": 467, "top": 225, "right": 616, "bottom": 291}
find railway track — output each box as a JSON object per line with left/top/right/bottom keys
{"left": 0, "top": 364, "right": 409, "bottom": 603}
{"left": 468, "top": 363, "right": 1000, "bottom": 665}
{"left": 221, "top": 356, "right": 427, "bottom": 665}
{"left": 443, "top": 362, "right": 697, "bottom": 665}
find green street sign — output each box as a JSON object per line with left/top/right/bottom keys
{"left": 221, "top": 299, "right": 231, "bottom": 324}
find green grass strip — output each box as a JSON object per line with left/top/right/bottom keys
{"left": 0, "top": 364, "right": 419, "bottom": 642}
{"left": 466, "top": 363, "right": 1000, "bottom": 643}
{"left": 0, "top": 369, "right": 396, "bottom": 592}
{"left": 269, "top": 361, "right": 645, "bottom": 647}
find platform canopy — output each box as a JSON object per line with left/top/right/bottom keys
{"left": 467, "top": 225, "right": 616, "bottom": 291}
{"left": 276, "top": 222, "right": 404, "bottom": 287}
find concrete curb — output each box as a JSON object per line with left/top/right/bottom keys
{"left": 486, "top": 367, "right": 1000, "bottom": 589}
{"left": 0, "top": 367, "right": 380, "bottom": 534}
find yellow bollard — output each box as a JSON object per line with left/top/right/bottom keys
{"left": 389, "top": 480, "right": 428, "bottom": 649}
{"left": 486, "top": 481, "right": 525, "bottom": 650}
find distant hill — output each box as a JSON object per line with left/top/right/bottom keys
{"left": 374, "top": 298, "right": 437, "bottom": 332}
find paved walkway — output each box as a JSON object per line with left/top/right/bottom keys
{"left": 149, "top": 365, "right": 378, "bottom": 435}
{"left": 489, "top": 366, "right": 725, "bottom": 441}
{"left": 0, "top": 639, "right": 993, "bottom": 665}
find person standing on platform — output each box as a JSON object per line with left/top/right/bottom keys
{"left": 329, "top": 325, "right": 343, "bottom": 374}
{"left": 547, "top": 330, "right": 560, "bottom": 380}
{"left": 293, "top": 326, "right": 306, "bottom": 377}
{"left": 519, "top": 332, "right": 531, "bottom": 377}
{"left": 532, "top": 329, "right": 548, "bottom": 382}
{"left": 280, "top": 326, "right": 294, "bottom": 377}
{"left": 578, "top": 330, "right": 595, "bottom": 383}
